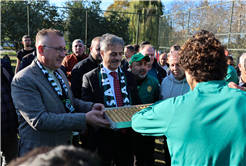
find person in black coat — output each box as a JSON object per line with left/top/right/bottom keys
{"left": 71, "top": 37, "right": 102, "bottom": 99}
{"left": 70, "top": 37, "right": 101, "bottom": 149}
{"left": 82, "top": 33, "right": 141, "bottom": 166}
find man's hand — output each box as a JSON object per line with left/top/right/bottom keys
{"left": 85, "top": 110, "right": 110, "bottom": 128}
{"left": 91, "top": 103, "right": 105, "bottom": 111}
{"left": 228, "top": 82, "right": 245, "bottom": 91}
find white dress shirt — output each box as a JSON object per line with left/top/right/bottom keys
{"left": 103, "top": 65, "right": 119, "bottom": 107}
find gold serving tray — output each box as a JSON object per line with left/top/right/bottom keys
{"left": 103, "top": 104, "right": 152, "bottom": 129}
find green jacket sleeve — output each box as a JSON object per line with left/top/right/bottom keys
{"left": 132, "top": 99, "right": 175, "bottom": 136}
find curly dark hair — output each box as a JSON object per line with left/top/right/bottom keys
{"left": 179, "top": 30, "right": 228, "bottom": 82}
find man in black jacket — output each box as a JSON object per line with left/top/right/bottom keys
{"left": 139, "top": 44, "right": 166, "bottom": 84}
{"left": 82, "top": 33, "right": 141, "bottom": 166}
{"left": 71, "top": 37, "right": 101, "bottom": 99}
{"left": 70, "top": 37, "right": 101, "bottom": 148}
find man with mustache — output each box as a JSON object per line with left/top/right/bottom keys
{"left": 62, "top": 39, "right": 88, "bottom": 84}
{"left": 82, "top": 33, "right": 141, "bottom": 166}
{"left": 11, "top": 28, "right": 109, "bottom": 157}
{"left": 129, "top": 53, "right": 160, "bottom": 166}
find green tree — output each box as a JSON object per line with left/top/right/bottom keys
{"left": 64, "top": 0, "right": 130, "bottom": 47}
{"left": 104, "top": 0, "right": 129, "bottom": 17}
{"left": 64, "top": 0, "right": 104, "bottom": 48}
{"left": 104, "top": 12, "right": 130, "bottom": 44}
{"left": 1, "top": 0, "right": 63, "bottom": 51}
{"left": 127, "top": 1, "right": 165, "bottom": 47}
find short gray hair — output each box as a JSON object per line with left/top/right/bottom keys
{"left": 239, "top": 53, "right": 246, "bottom": 69}
{"left": 72, "top": 39, "right": 84, "bottom": 46}
{"left": 100, "top": 33, "right": 124, "bottom": 52}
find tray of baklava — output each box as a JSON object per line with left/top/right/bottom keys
{"left": 103, "top": 104, "right": 152, "bottom": 129}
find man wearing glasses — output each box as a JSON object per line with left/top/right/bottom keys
{"left": 15, "top": 35, "right": 35, "bottom": 74}
{"left": 11, "top": 28, "right": 109, "bottom": 157}
{"left": 62, "top": 39, "right": 89, "bottom": 84}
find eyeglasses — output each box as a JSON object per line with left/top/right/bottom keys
{"left": 42, "top": 46, "right": 67, "bottom": 54}
{"left": 24, "top": 39, "right": 31, "bottom": 42}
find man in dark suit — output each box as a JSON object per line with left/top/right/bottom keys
{"left": 11, "top": 28, "right": 109, "bottom": 157}
{"left": 71, "top": 37, "right": 102, "bottom": 99}
{"left": 70, "top": 37, "right": 102, "bottom": 148}
{"left": 82, "top": 33, "right": 141, "bottom": 166}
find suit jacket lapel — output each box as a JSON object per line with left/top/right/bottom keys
{"left": 31, "top": 61, "right": 67, "bottom": 113}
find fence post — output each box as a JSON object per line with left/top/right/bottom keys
{"left": 228, "top": 0, "right": 234, "bottom": 49}
{"left": 136, "top": 14, "right": 140, "bottom": 45}
{"left": 85, "top": 9, "right": 88, "bottom": 53}
{"left": 187, "top": 10, "right": 190, "bottom": 40}
{"left": 27, "top": 4, "right": 30, "bottom": 36}
{"left": 158, "top": 16, "right": 161, "bottom": 51}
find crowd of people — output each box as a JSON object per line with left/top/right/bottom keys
{"left": 1, "top": 28, "right": 246, "bottom": 166}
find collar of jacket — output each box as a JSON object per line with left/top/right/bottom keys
{"left": 89, "top": 54, "right": 100, "bottom": 65}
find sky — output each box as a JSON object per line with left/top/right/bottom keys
{"left": 49, "top": 0, "right": 173, "bottom": 11}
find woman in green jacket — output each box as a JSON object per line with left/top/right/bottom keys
{"left": 132, "top": 30, "right": 246, "bottom": 166}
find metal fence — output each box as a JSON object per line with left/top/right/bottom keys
{"left": 2, "top": 1, "right": 246, "bottom": 62}
{"left": 158, "top": 0, "right": 246, "bottom": 62}
{"left": 1, "top": 1, "right": 160, "bottom": 54}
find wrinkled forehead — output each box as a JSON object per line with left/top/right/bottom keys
{"left": 45, "top": 33, "right": 65, "bottom": 46}
{"left": 169, "top": 56, "right": 179, "bottom": 65}
{"left": 73, "top": 41, "right": 83, "bottom": 47}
